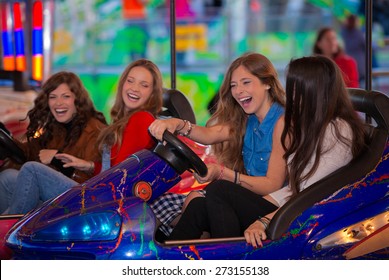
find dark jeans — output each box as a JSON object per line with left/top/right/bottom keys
{"left": 169, "top": 180, "right": 278, "bottom": 240}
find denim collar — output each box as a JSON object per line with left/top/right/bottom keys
{"left": 247, "top": 102, "right": 284, "bottom": 138}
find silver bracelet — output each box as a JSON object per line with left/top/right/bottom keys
{"left": 257, "top": 218, "right": 269, "bottom": 230}
{"left": 178, "top": 120, "right": 193, "bottom": 138}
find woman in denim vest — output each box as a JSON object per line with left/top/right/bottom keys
{"left": 149, "top": 52, "right": 286, "bottom": 239}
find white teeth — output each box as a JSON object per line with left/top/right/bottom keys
{"left": 55, "top": 109, "right": 67, "bottom": 113}
{"left": 239, "top": 97, "right": 251, "bottom": 102}
{"left": 128, "top": 93, "right": 140, "bottom": 100}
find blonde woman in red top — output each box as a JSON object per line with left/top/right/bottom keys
{"left": 68, "top": 59, "right": 163, "bottom": 174}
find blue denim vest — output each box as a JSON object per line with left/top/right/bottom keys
{"left": 243, "top": 103, "right": 284, "bottom": 176}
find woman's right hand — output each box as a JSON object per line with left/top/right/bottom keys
{"left": 149, "top": 118, "right": 184, "bottom": 141}
{"left": 39, "top": 149, "right": 58, "bottom": 164}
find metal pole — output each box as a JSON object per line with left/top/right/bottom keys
{"left": 365, "top": 0, "right": 372, "bottom": 123}
{"left": 365, "top": 0, "right": 372, "bottom": 92}
{"left": 170, "top": 0, "right": 176, "bottom": 90}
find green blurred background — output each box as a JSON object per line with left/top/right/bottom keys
{"left": 52, "top": 0, "right": 389, "bottom": 125}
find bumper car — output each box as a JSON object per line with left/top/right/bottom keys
{"left": 3, "top": 89, "right": 389, "bottom": 259}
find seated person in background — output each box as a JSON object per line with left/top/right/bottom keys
{"left": 168, "top": 55, "right": 366, "bottom": 244}
{"left": 313, "top": 27, "right": 360, "bottom": 88}
{"left": 149, "top": 52, "right": 287, "bottom": 239}
{"left": 4, "top": 59, "right": 163, "bottom": 214}
{"left": 0, "top": 71, "right": 107, "bottom": 213}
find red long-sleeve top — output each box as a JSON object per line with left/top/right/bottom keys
{"left": 334, "top": 54, "right": 360, "bottom": 88}
{"left": 94, "top": 111, "right": 156, "bottom": 173}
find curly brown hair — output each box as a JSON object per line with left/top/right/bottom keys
{"left": 26, "top": 71, "right": 107, "bottom": 149}
{"left": 97, "top": 59, "right": 163, "bottom": 151}
{"left": 208, "top": 52, "right": 285, "bottom": 172}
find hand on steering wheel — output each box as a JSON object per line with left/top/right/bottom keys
{"left": 154, "top": 130, "right": 208, "bottom": 177}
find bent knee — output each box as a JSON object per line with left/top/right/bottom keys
{"left": 22, "top": 161, "right": 41, "bottom": 169}
{"left": 186, "top": 196, "right": 206, "bottom": 211}
{"left": 182, "top": 191, "right": 204, "bottom": 211}
{"left": 20, "top": 162, "right": 46, "bottom": 176}
{"left": 205, "top": 179, "right": 229, "bottom": 195}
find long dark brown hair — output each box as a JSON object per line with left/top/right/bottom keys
{"left": 209, "top": 52, "right": 285, "bottom": 172}
{"left": 26, "top": 71, "right": 107, "bottom": 149}
{"left": 281, "top": 56, "right": 366, "bottom": 195}
{"left": 97, "top": 59, "right": 163, "bottom": 151}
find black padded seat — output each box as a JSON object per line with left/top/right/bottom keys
{"left": 159, "top": 88, "right": 196, "bottom": 124}
{"left": 267, "top": 89, "right": 389, "bottom": 240}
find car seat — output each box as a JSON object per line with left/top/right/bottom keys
{"left": 159, "top": 88, "right": 196, "bottom": 124}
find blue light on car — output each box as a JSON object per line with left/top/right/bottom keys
{"left": 83, "top": 225, "right": 92, "bottom": 236}
{"left": 60, "top": 226, "right": 69, "bottom": 236}
{"left": 32, "top": 211, "right": 121, "bottom": 242}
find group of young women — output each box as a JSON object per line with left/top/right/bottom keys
{"left": 0, "top": 48, "right": 366, "bottom": 247}
{"left": 149, "top": 53, "right": 366, "bottom": 247}
{"left": 0, "top": 59, "right": 162, "bottom": 214}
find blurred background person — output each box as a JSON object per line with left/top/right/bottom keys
{"left": 313, "top": 26, "right": 359, "bottom": 88}
{"left": 341, "top": 14, "right": 366, "bottom": 87}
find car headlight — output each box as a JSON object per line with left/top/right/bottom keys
{"left": 316, "top": 211, "right": 389, "bottom": 249}
{"left": 32, "top": 211, "right": 121, "bottom": 242}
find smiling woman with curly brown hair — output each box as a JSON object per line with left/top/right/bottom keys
{"left": 0, "top": 71, "right": 107, "bottom": 213}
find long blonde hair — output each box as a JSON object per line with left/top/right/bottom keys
{"left": 97, "top": 59, "right": 163, "bottom": 151}
{"left": 208, "top": 53, "right": 285, "bottom": 172}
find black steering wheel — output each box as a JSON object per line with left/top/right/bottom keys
{"left": 0, "top": 129, "right": 27, "bottom": 164}
{"left": 154, "top": 130, "right": 207, "bottom": 177}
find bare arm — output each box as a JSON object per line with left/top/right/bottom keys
{"left": 239, "top": 117, "right": 287, "bottom": 195}
{"left": 193, "top": 117, "right": 287, "bottom": 192}
{"left": 149, "top": 117, "right": 231, "bottom": 145}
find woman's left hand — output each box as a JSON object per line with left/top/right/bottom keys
{"left": 244, "top": 220, "right": 267, "bottom": 248}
